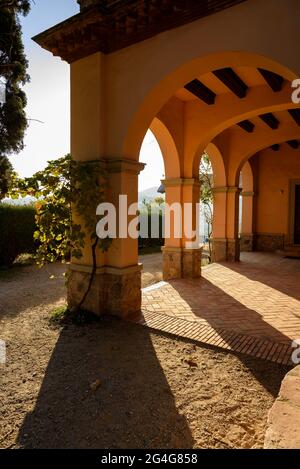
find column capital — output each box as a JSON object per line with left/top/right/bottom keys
{"left": 227, "top": 186, "right": 242, "bottom": 194}
{"left": 213, "top": 186, "right": 228, "bottom": 194}
{"left": 76, "top": 158, "right": 146, "bottom": 175}
{"left": 162, "top": 177, "right": 200, "bottom": 188}
{"left": 106, "top": 158, "right": 145, "bottom": 175}
{"left": 241, "top": 190, "right": 255, "bottom": 197}
{"left": 213, "top": 186, "right": 241, "bottom": 194}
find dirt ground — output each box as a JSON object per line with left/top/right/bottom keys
{"left": 0, "top": 258, "right": 288, "bottom": 449}
{"left": 140, "top": 252, "right": 163, "bottom": 287}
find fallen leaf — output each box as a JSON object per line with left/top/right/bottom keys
{"left": 90, "top": 379, "right": 101, "bottom": 391}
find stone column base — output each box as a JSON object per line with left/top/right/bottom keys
{"left": 67, "top": 263, "right": 142, "bottom": 318}
{"left": 211, "top": 238, "right": 240, "bottom": 262}
{"left": 240, "top": 233, "right": 254, "bottom": 252}
{"left": 162, "top": 246, "right": 202, "bottom": 280}
{"left": 227, "top": 238, "right": 240, "bottom": 262}
{"left": 211, "top": 239, "right": 227, "bottom": 262}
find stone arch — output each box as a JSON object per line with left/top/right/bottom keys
{"left": 232, "top": 129, "right": 300, "bottom": 186}
{"left": 240, "top": 160, "right": 254, "bottom": 193}
{"left": 203, "top": 142, "right": 226, "bottom": 187}
{"left": 121, "top": 50, "right": 297, "bottom": 162}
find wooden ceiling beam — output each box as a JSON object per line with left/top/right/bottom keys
{"left": 237, "top": 120, "right": 255, "bottom": 133}
{"left": 213, "top": 67, "right": 248, "bottom": 98}
{"left": 288, "top": 109, "right": 300, "bottom": 126}
{"left": 258, "top": 68, "right": 284, "bottom": 92}
{"left": 270, "top": 144, "right": 280, "bottom": 151}
{"left": 259, "top": 113, "right": 280, "bottom": 130}
{"left": 287, "top": 140, "right": 299, "bottom": 149}
{"left": 184, "top": 79, "right": 216, "bottom": 105}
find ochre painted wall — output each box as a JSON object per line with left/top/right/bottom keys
{"left": 256, "top": 147, "right": 300, "bottom": 238}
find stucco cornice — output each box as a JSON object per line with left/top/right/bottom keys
{"left": 33, "top": 0, "right": 246, "bottom": 62}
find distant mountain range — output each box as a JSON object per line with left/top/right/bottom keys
{"left": 3, "top": 188, "right": 162, "bottom": 206}
{"left": 138, "top": 186, "right": 162, "bottom": 203}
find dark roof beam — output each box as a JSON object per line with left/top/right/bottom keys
{"left": 259, "top": 113, "right": 279, "bottom": 130}
{"left": 288, "top": 109, "right": 300, "bottom": 126}
{"left": 287, "top": 140, "right": 299, "bottom": 149}
{"left": 258, "top": 68, "right": 284, "bottom": 92}
{"left": 184, "top": 79, "right": 216, "bottom": 105}
{"left": 213, "top": 67, "right": 248, "bottom": 98}
{"left": 237, "top": 120, "right": 255, "bottom": 133}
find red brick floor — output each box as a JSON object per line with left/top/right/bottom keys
{"left": 138, "top": 252, "right": 300, "bottom": 364}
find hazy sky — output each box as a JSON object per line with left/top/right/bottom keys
{"left": 8, "top": 0, "right": 164, "bottom": 192}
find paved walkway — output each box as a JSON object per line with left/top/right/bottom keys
{"left": 138, "top": 253, "right": 300, "bottom": 365}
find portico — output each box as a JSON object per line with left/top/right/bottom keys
{"left": 34, "top": 0, "right": 300, "bottom": 317}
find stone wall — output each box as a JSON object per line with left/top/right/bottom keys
{"left": 264, "top": 365, "right": 300, "bottom": 448}
{"left": 67, "top": 265, "right": 142, "bottom": 318}
{"left": 240, "top": 234, "right": 254, "bottom": 252}
{"left": 162, "top": 247, "right": 202, "bottom": 280}
{"left": 211, "top": 239, "right": 240, "bottom": 262}
{"left": 254, "top": 233, "right": 284, "bottom": 252}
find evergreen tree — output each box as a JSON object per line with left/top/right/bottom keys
{"left": 0, "top": 0, "right": 30, "bottom": 198}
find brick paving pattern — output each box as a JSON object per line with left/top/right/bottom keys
{"left": 137, "top": 253, "right": 300, "bottom": 365}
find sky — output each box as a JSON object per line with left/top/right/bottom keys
{"left": 8, "top": 0, "right": 164, "bottom": 192}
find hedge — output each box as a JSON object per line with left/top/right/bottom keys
{"left": 0, "top": 203, "right": 36, "bottom": 266}
{"left": 138, "top": 211, "right": 164, "bottom": 249}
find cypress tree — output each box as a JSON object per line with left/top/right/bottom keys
{"left": 0, "top": 0, "right": 30, "bottom": 198}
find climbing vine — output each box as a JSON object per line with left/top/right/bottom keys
{"left": 10, "top": 154, "right": 112, "bottom": 309}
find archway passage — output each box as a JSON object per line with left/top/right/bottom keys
{"left": 35, "top": 0, "right": 300, "bottom": 317}
{"left": 138, "top": 128, "right": 165, "bottom": 287}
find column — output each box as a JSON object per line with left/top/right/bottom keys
{"left": 162, "top": 178, "right": 202, "bottom": 279}
{"left": 68, "top": 159, "right": 144, "bottom": 318}
{"left": 67, "top": 53, "right": 145, "bottom": 318}
{"left": 211, "top": 186, "right": 241, "bottom": 262}
{"left": 240, "top": 191, "right": 255, "bottom": 251}
{"left": 226, "top": 186, "right": 241, "bottom": 261}
{"left": 211, "top": 186, "right": 228, "bottom": 262}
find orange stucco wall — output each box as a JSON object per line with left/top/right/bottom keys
{"left": 256, "top": 147, "right": 300, "bottom": 238}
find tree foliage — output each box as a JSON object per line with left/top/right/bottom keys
{"left": 199, "top": 152, "right": 213, "bottom": 255}
{"left": 0, "top": 0, "right": 30, "bottom": 198}
{"left": 0, "top": 154, "right": 13, "bottom": 199}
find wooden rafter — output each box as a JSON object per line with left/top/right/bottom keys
{"left": 288, "top": 109, "right": 300, "bottom": 126}
{"left": 258, "top": 68, "right": 284, "bottom": 92}
{"left": 259, "top": 113, "right": 279, "bottom": 130}
{"left": 213, "top": 68, "right": 248, "bottom": 98}
{"left": 287, "top": 140, "right": 299, "bottom": 149}
{"left": 237, "top": 120, "right": 255, "bottom": 133}
{"left": 184, "top": 79, "right": 216, "bottom": 105}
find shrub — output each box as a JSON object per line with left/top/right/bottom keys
{"left": 138, "top": 211, "right": 164, "bottom": 250}
{"left": 0, "top": 203, "right": 36, "bottom": 266}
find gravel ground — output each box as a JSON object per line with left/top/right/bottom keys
{"left": 0, "top": 260, "right": 288, "bottom": 449}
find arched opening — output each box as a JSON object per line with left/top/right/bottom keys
{"left": 236, "top": 140, "right": 300, "bottom": 257}
{"left": 115, "top": 51, "right": 298, "bottom": 275}
{"left": 239, "top": 160, "right": 255, "bottom": 253}
{"left": 199, "top": 143, "right": 227, "bottom": 263}
{"left": 121, "top": 51, "right": 297, "bottom": 165}
{"left": 138, "top": 128, "right": 166, "bottom": 287}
